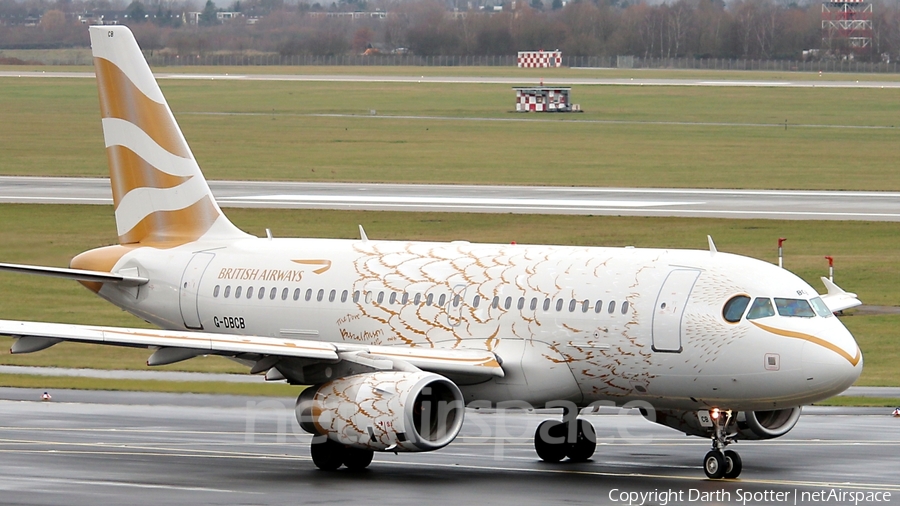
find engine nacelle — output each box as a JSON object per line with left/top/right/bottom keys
{"left": 645, "top": 407, "right": 802, "bottom": 440}
{"left": 296, "top": 371, "right": 464, "bottom": 452}
{"left": 734, "top": 407, "right": 802, "bottom": 440}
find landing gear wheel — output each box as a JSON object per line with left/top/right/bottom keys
{"left": 703, "top": 450, "right": 726, "bottom": 479}
{"left": 343, "top": 447, "right": 374, "bottom": 471}
{"left": 310, "top": 437, "right": 345, "bottom": 471}
{"left": 566, "top": 419, "right": 597, "bottom": 462}
{"left": 723, "top": 450, "right": 742, "bottom": 479}
{"left": 534, "top": 420, "right": 567, "bottom": 463}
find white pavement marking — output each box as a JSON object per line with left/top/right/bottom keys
{"left": 229, "top": 194, "right": 701, "bottom": 208}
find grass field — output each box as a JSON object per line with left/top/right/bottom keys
{"left": 2, "top": 75, "right": 900, "bottom": 189}
{"left": 0, "top": 204, "right": 896, "bottom": 388}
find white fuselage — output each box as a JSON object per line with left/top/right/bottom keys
{"left": 95, "top": 237, "right": 862, "bottom": 412}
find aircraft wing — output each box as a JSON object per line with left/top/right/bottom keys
{"left": 819, "top": 277, "right": 863, "bottom": 313}
{"left": 0, "top": 320, "right": 503, "bottom": 380}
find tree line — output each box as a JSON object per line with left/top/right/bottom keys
{"left": 3, "top": 0, "right": 900, "bottom": 61}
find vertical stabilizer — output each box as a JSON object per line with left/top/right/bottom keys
{"left": 89, "top": 26, "right": 249, "bottom": 246}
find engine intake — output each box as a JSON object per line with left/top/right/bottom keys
{"left": 646, "top": 406, "right": 802, "bottom": 440}
{"left": 296, "top": 371, "right": 464, "bottom": 452}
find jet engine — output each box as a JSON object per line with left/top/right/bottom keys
{"left": 295, "top": 371, "right": 465, "bottom": 452}
{"left": 645, "top": 407, "right": 802, "bottom": 440}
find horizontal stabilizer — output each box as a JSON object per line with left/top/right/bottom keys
{"left": 0, "top": 262, "right": 148, "bottom": 287}
{"left": 820, "top": 277, "right": 862, "bottom": 313}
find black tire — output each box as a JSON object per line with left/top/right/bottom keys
{"left": 703, "top": 450, "right": 726, "bottom": 479}
{"left": 566, "top": 419, "right": 597, "bottom": 462}
{"left": 310, "top": 437, "right": 345, "bottom": 471}
{"left": 343, "top": 447, "right": 374, "bottom": 471}
{"left": 534, "top": 420, "right": 567, "bottom": 463}
{"left": 723, "top": 450, "right": 742, "bottom": 479}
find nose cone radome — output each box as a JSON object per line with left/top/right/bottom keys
{"left": 801, "top": 327, "right": 863, "bottom": 400}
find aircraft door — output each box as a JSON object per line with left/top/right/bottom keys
{"left": 179, "top": 252, "right": 215, "bottom": 330}
{"left": 651, "top": 269, "right": 701, "bottom": 353}
{"left": 445, "top": 284, "right": 467, "bottom": 328}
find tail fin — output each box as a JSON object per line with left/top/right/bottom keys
{"left": 89, "top": 26, "right": 248, "bottom": 246}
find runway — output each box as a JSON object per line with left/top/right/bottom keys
{"left": 3, "top": 70, "right": 900, "bottom": 88}
{"left": 0, "top": 388, "right": 897, "bottom": 506}
{"left": 1, "top": 176, "right": 899, "bottom": 221}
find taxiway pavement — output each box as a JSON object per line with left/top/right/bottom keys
{"left": 2, "top": 176, "right": 899, "bottom": 221}
{"left": 0, "top": 388, "right": 897, "bottom": 506}
{"left": 3, "top": 70, "right": 900, "bottom": 89}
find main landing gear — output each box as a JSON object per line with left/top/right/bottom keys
{"left": 534, "top": 406, "right": 597, "bottom": 463}
{"left": 310, "top": 437, "right": 374, "bottom": 471}
{"left": 703, "top": 409, "right": 742, "bottom": 480}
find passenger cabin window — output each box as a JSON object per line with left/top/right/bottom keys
{"left": 473, "top": 295, "right": 481, "bottom": 308}
{"left": 747, "top": 298, "right": 775, "bottom": 319}
{"left": 568, "top": 299, "right": 576, "bottom": 312}
{"left": 582, "top": 300, "right": 590, "bottom": 313}
{"left": 234, "top": 286, "right": 242, "bottom": 299}
{"left": 213, "top": 285, "right": 220, "bottom": 297}
{"left": 223, "top": 286, "right": 231, "bottom": 298}
{"left": 608, "top": 301, "right": 616, "bottom": 314}
{"left": 317, "top": 289, "right": 324, "bottom": 302}
{"left": 389, "top": 292, "right": 397, "bottom": 304}
{"left": 341, "top": 290, "right": 349, "bottom": 303}
{"left": 353, "top": 291, "right": 360, "bottom": 303}
{"left": 723, "top": 295, "right": 751, "bottom": 323}
{"left": 414, "top": 293, "right": 422, "bottom": 305}
{"left": 438, "top": 294, "right": 447, "bottom": 306}
{"left": 281, "top": 288, "right": 288, "bottom": 300}
{"left": 504, "top": 297, "right": 512, "bottom": 310}
{"left": 247, "top": 287, "right": 254, "bottom": 299}
{"left": 621, "top": 301, "right": 630, "bottom": 314}
{"left": 269, "top": 287, "right": 277, "bottom": 300}
{"left": 517, "top": 297, "right": 525, "bottom": 310}
{"left": 774, "top": 298, "right": 816, "bottom": 318}
{"left": 530, "top": 298, "right": 538, "bottom": 311}
{"left": 402, "top": 293, "right": 409, "bottom": 305}
{"left": 258, "top": 287, "right": 266, "bottom": 300}
{"left": 594, "top": 300, "right": 603, "bottom": 313}
{"left": 329, "top": 290, "right": 336, "bottom": 302}
{"left": 453, "top": 294, "right": 461, "bottom": 308}
{"left": 293, "top": 288, "right": 301, "bottom": 301}
{"left": 543, "top": 298, "right": 551, "bottom": 311}
{"left": 427, "top": 293, "right": 434, "bottom": 306}
{"left": 377, "top": 292, "right": 384, "bottom": 304}
{"left": 305, "top": 289, "right": 312, "bottom": 302}
{"left": 555, "top": 299, "right": 563, "bottom": 312}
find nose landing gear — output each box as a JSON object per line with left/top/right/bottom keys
{"left": 703, "top": 409, "right": 742, "bottom": 479}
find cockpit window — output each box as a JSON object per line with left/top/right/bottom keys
{"left": 809, "top": 297, "right": 833, "bottom": 318}
{"left": 774, "top": 298, "right": 816, "bottom": 318}
{"left": 747, "top": 298, "right": 776, "bottom": 320}
{"left": 723, "top": 295, "right": 751, "bottom": 323}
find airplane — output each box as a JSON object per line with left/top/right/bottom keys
{"left": 0, "top": 25, "right": 863, "bottom": 479}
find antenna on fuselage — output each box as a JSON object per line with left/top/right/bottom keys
{"left": 358, "top": 225, "right": 369, "bottom": 242}
{"left": 707, "top": 235, "right": 717, "bottom": 256}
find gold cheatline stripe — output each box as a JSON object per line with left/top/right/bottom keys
{"left": 94, "top": 57, "right": 191, "bottom": 159}
{"left": 119, "top": 195, "right": 219, "bottom": 246}
{"left": 750, "top": 321, "right": 861, "bottom": 366}
{"left": 106, "top": 145, "right": 192, "bottom": 209}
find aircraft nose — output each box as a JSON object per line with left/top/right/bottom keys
{"left": 801, "top": 331, "right": 862, "bottom": 398}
